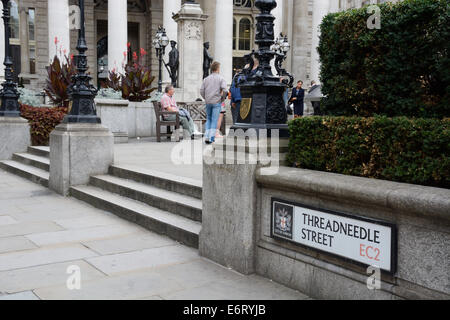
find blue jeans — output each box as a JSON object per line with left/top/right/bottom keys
{"left": 205, "top": 103, "right": 222, "bottom": 142}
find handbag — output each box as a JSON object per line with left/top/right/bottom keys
{"left": 286, "top": 103, "right": 293, "bottom": 115}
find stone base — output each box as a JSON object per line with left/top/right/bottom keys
{"left": 0, "top": 117, "right": 30, "bottom": 160}
{"left": 49, "top": 123, "right": 114, "bottom": 196}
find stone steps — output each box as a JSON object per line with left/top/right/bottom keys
{"left": 27, "top": 146, "right": 50, "bottom": 158}
{"left": 109, "top": 165, "right": 202, "bottom": 200}
{"left": 0, "top": 160, "right": 49, "bottom": 187}
{"left": 12, "top": 153, "right": 50, "bottom": 171}
{"left": 70, "top": 185, "right": 201, "bottom": 248}
{"left": 89, "top": 174, "right": 202, "bottom": 222}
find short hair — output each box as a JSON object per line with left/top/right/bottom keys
{"left": 211, "top": 61, "right": 221, "bottom": 73}
{"left": 165, "top": 85, "right": 174, "bottom": 93}
{"left": 297, "top": 80, "right": 303, "bottom": 85}
{"left": 311, "top": 80, "right": 316, "bottom": 86}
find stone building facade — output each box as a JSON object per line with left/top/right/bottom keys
{"left": 0, "top": 0, "right": 402, "bottom": 95}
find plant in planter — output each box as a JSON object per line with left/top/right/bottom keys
{"left": 105, "top": 48, "right": 157, "bottom": 102}
{"left": 44, "top": 53, "right": 76, "bottom": 107}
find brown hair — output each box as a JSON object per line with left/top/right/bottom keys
{"left": 211, "top": 61, "right": 221, "bottom": 73}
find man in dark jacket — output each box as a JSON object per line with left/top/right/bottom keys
{"left": 230, "top": 72, "right": 244, "bottom": 124}
{"left": 289, "top": 80, "right": 305, "bottom": 118}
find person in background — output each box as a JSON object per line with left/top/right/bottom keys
{"left": 289, "top": 80, "right": 305, "bottom": 118}
{"left": 230, "top": 70, "right": 244, "bottom": 124}
{"left": 160, "top": 85, "right": 202, "bottom": 140}
{"left": 215, "top": 101, "right": 226, "bottom": 139}
{"left": 200, "top": 61, "right": 228, "bottom": 144}
{"left": 308, "top": 80, "right": 321, "bottom": 116}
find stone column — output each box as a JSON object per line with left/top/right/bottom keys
{"left": 48, "top": 0, "right": 70, "bottom": 60}
{"left": 19, "top": 2, "right": 30, "bottom": 75}
{"left": 0, "top": 1, "right": 4, "bottom": 82}
{"left": 310, "top": 0, "right": 331, "bottom": 84}
{"left": 108, "top": 0, "right": 127, "bottom": 73}
{"left": 214, "top": 0, "right": 233, "bottom": 84}
{"left": 173, "top": 2, "right": 208, "bottom": 102}
{"left": 163, "top": 0, "right": 181, "bottom": 83}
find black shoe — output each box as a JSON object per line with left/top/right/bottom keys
{"left": 205, "top": 140, "right": 212, "bottom": 145}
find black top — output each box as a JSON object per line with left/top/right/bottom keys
{"left": 289, "top": 88, "right": 305, "bottom": 106}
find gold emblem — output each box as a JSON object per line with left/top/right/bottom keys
{"left": 240, "top": 98, "right": 252, "bottom": 120}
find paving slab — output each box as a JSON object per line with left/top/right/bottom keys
{"left": 0, "top": 260, "right": 105, "bottom": 294}
{"left": 83, "top": 233, "right": 176, "bottom": 255}
{"left": 0, "top": 221, "right": 64, "bottom": 238}
{"left": 86, "top": 245, "right": 200, "bottom": 276}
{"left": 26, "top": 224, "right": 145, "bottom": 246}
{"left": 33, "top": 271, "right": 184, "bottom": 300}
{"left": 0, "top": 291, "right": 40, "bottom": 300}
{"left": 0, "top": 236, "right": 38, "bottom": 254}
{"left": 0, "top": 216, "right": 17, "bottom": 226}
{"left": 0, "top": 244, "right": 98, "bottom": 272}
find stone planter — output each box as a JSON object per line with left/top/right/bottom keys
{"left": 128, "top": 101, "right": 157, "bottom": 139}
{"left": 95, "top": 98, "right": 130, "bottom": 143}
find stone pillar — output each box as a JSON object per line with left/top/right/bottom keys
{"left": 163, "top": 0, "right": 181, "bottom": 83}
{"left": 108, "top": 0, "right": 127, "bottom": 73}
{"left": 48, "top": 0, "right": 70, "bottom": 60}
{"left": 310, "top": 0, "right": 331, "bottom": 84}
{"left": 19, "top": 2, "right": 30, "bottom": 75}
{"left": 214, "top": 0, "right": 233, "bottom": 84}
{"left": 173, "top": 2, "right": 208, "bottom": 102}
{"left": 0, "top": 1, "right": 4, "bottom": 82}
{"left": 200, "top": 137, "right": 289, "bottom": 275}
{"left": 49, "top": 123, "right": 114, "bottom": 196}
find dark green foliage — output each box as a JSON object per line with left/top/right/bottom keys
{"left": 44, "top": 55, "right": 76, "bottom": 108}
{"left": 287, "top": 116, "right": 450, "bottom": 188}
{"left": 318, "top": 0, "right": 450, "bottom": 118}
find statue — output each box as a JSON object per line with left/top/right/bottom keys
{"left": 203, "top": 42, "right": 213, "bottom": 79}
{"left": 167, "top": 40, "right": 179, "bottom": 87}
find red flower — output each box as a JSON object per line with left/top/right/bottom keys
{"left": 70, "top": 54, "right": 74, "bottom": 61}
{"left": 132, "top": 52, "right": 138, "bottom": 61}
{"left": 127, "top": 42, "right": 131, "bottom": 48}
{"left": 54, "top": 37, "right": 58, "bottom": 45}
{"left": 123, "top": 51, "right": 127, "bottom": 57}
{"left": 140, "top": 48, "right": 147, "bottom": 56}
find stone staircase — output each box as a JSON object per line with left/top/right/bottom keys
{"left": 70, "top": 166, "right": 202, "bottom": 248}
{"left": 0, "top": 147, "right": 202, "bottom": 249}
{"left": 0, "top": 146, "right": 50, "bottom": 187}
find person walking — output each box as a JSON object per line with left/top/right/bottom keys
{"left": 289, "top": 80, "right": 305, "bottom": 118}
{"left": 230, "top": 71, "right": 244, "bottom": 124}
{"left": 200, "top": 61, "right": 228, "bottom": 144}
{"left": 308, "top": 80, "right": 321, "bottom": 115}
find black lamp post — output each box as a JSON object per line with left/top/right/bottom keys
{"left": 0, "top": 0, "right": 20, "bottom": 117}
{"left": 63, "top": 0, "right": 100, "bottom": 124}
{"left": 232, "top": 0, "right": 293, "bottom": 137}
{"left": 153, "top": 26, "right": 169, "bottom": 93}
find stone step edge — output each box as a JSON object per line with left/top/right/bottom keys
{"left": 12, "top": 153, "right": 50, "bottom": 172}
{"left": 0, "top": 160, "right": 49, "bottom": 188}
{"left": 27, "top": 146, "right": 50, "bottom": 158}
{"left": 90, "top": 175, "right": 202, "bottom": 222}
{"left": 69, "top": 185, "right": 201, "bottom": 249}
{"left": 109, "top": 165, "right": 203, "bottom": 200}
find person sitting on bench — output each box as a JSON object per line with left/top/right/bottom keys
{"left": 160, "top": 85, "right": 203, "bottom": 140}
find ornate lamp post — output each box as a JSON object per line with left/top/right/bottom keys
{"left": 63, "top": 0, "right": 100, "bottom": 123}
{"left": 272, "top": 33, "right": 293, "bottom": 87}
{"left": 153, "top": 26, "right": 170, "bottom": 92}
{"left": 232, "top": 0, "right": 293, "bottom": 137}
{"left": 0, "top": 0, "right": 20, "bottom": 117}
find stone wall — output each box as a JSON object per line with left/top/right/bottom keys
{"left": 255, "top": 167, "right": 450, "bottom": 300}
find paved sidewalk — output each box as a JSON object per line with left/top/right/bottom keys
{"left": 0, "top": 169, "right": 309, "bottom": 300}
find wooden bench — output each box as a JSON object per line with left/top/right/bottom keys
{"left": 152, "top": 101, "right": 180, "bottom": 143}
{"left": 178, "top": 101, "right": 226, "bottom": 135}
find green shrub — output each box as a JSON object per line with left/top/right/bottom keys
{"left": 287, "top": 116, "right": 450, "bottom": 188}
{"left": 20, "top": 104, "right": 68, "bottom": 146}
{"left": 318, "top": 0, "right": 450, "bottom": 118}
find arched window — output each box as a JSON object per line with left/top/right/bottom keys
{"left": 234, "top": 0, "right": 253, "bottom": 8}
{"left": 233, "top": 18, "right": 237, "bottom": 51}
{"left": 238, "top": 18, "right": 251, "bottom": 51}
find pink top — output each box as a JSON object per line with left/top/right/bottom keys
{"left": 160, "top": 93, "right": 179, "bottom": 112}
